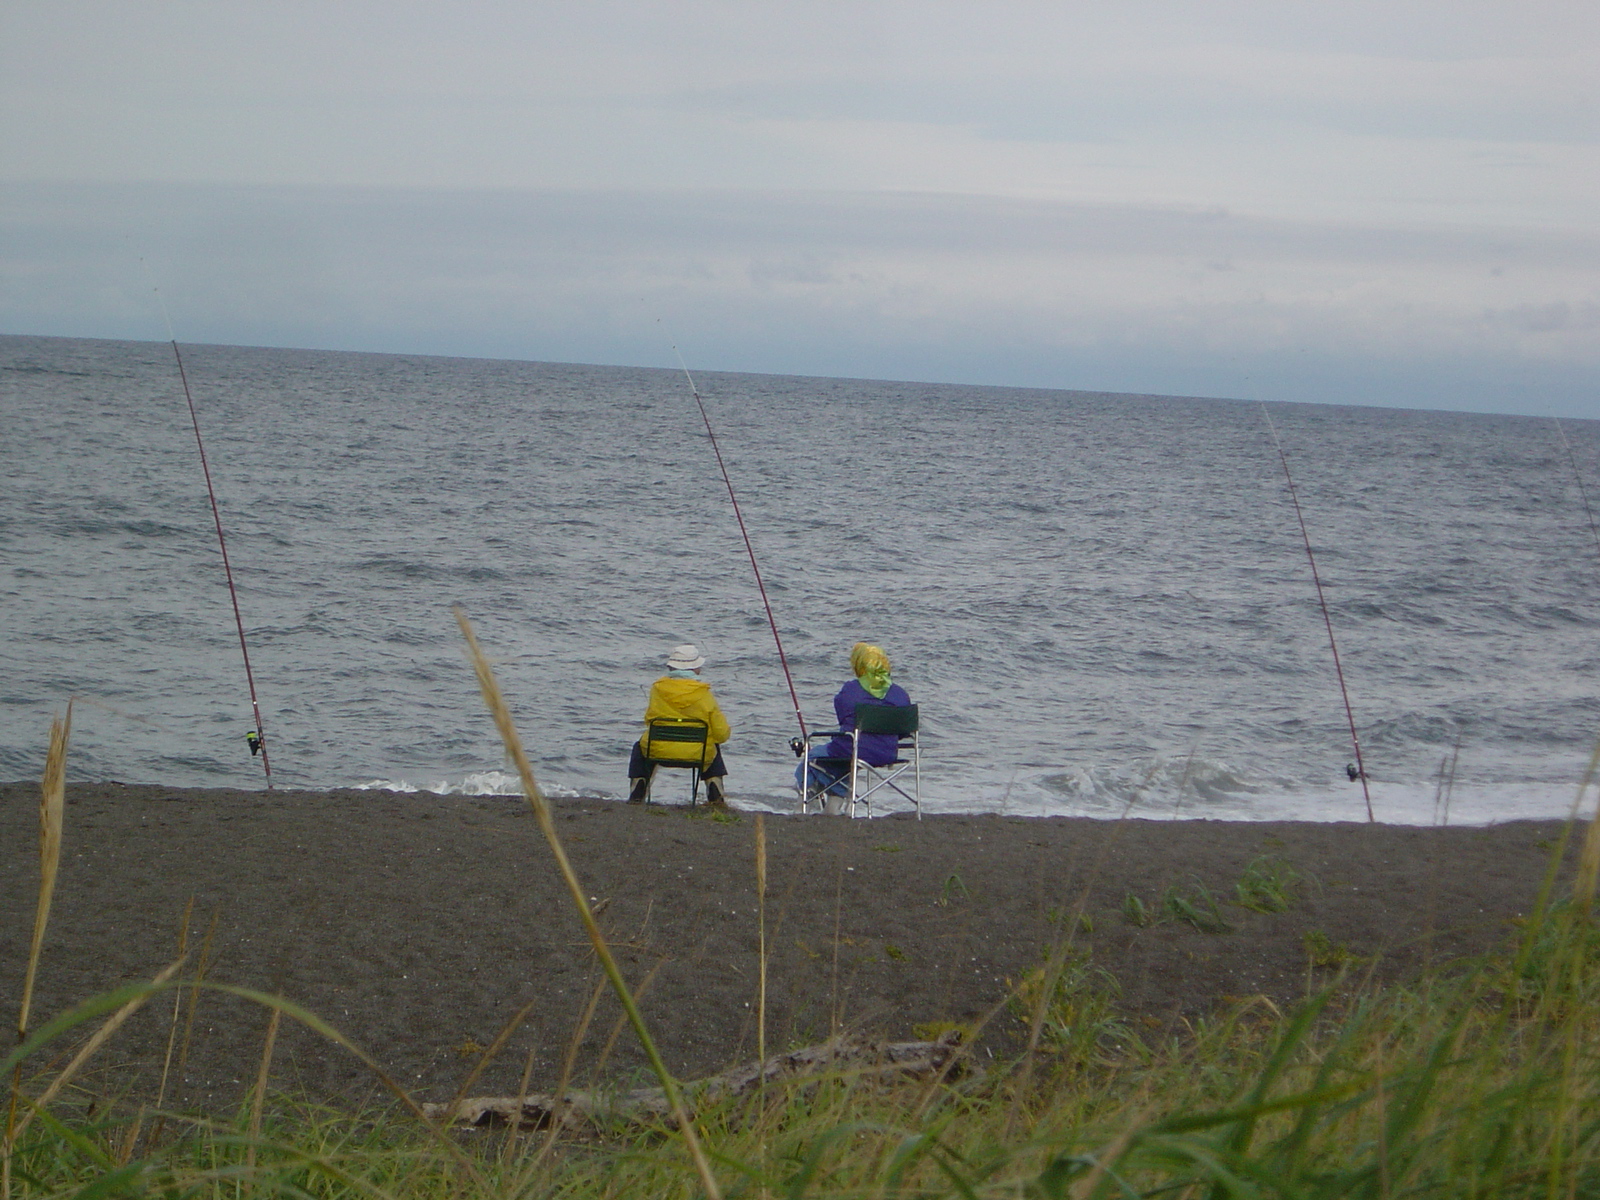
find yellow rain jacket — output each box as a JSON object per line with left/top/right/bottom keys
{"left": 642, "top": 676, "right": 731, "bottom": 769}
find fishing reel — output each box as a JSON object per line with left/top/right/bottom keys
{"left": 246, "top": 730, "right": 264, "bottom": 757}
{"left": 789, "top": 737, "right": 805, "bottom": 758}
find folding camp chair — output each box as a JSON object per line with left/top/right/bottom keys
{"left": 796, "top": 703, "right": 921, "bottom": 819}
{"left": 641, "top": 717, "right": 709, "bottom": 805}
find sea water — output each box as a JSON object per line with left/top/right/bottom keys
{"left": 3, "top": 334, "right": 1597, "bottom": 824}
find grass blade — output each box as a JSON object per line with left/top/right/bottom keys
{"left": 455, "top": 607, "right": 722, "bottom": 1200}
{"left": 17, "top": 702, "right": 71, "bottom": 1040}
{"left": 6, "top": 705, "right": 72, "bottom": 1200}
{"left": 9, "top": 958, "right": 187, "bottom": 1146}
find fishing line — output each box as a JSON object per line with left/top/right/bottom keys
{"left": 1261, "top": 403, "right": 1372, "bottom": 822}
{"left": 673, "top": 346, "right": 808, "bottom": 742}
{"left": 1553, "top": 418, "right": 1600, "bottom": 564}
{"left": 144, "top": 267, "right": 273, "bottom": 787}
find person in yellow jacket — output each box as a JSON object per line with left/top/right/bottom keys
{"left": 627, "top": 644, "right": 732, "bottom": 805}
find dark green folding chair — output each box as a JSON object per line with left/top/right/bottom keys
{"left": 846, "top": 703, "right": 921, "bottom": 819}
{"left": 642, "top": 717, "right": 710, "bottom": 805}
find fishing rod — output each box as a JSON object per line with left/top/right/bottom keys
{"left": 1261, "top": 403, "right": 1372, "bottom": 822}
{"left": 169, "top": 341, "right": 273, "bottom": 787}
{"left": 146, "top": 272, "right": 273, "bottom": 787}
{"left": 673, "top": 347, "right": 808, "bottom": 742}
{"left": 1554, "top": 418, "right": 1600, "bottom": 564}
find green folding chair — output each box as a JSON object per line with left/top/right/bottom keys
{"left": 642, "top": 717, "right": 710, "bottom": 805}
{"left": 846, "top": 703, "right": 921, "bottom": 819}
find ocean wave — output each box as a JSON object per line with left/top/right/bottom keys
{"left": 352, "top": 769, "right": 594, "bottom": 799}
{"left": 1041, "top": 754, "right": 1265, "bottom": 809}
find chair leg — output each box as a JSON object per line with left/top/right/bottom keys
{"left": 801, "top": 761, "right": 824, "bottom": 814}
{"left": 796, "top": 761, "right": 825, "bottom": 819}
{"left": 914, "top": 744, "right": 921, "bottom": 820}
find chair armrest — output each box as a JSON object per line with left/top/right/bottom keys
{"left": 793, "top": 729, "right": 846, "bottom": 756}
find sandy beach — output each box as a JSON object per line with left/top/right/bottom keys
{"left": 0, "top": 780, "right": 1578, "bottom": 1110}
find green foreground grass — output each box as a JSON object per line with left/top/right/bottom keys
{"left": 6, "top": 885, "right": 1599, "bottom": 1200}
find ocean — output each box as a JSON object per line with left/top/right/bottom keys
{"left": 3, "top": 333, "right": 1597, "bottom": 824}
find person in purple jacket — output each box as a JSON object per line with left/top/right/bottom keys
{"left": 796, "top": 642, "right": 912, "bottom": 808}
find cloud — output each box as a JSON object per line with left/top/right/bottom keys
{"left": 3, "top": 1, "right": 1593, "bottom": 233}
{"left": 3, "top": 181, "right": 1595, "bottom": 416}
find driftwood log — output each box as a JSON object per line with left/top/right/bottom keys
{"left": 422, "top": 1033, "right": 966, "bottom": 1132}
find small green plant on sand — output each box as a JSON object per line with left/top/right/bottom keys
{"left": 683, "top": 803, "right": 739, "bottom": 823}
{"left": 1162, "top": 880, "right": 1233, "bottom": 933}
{"left": 1011, "top": 949, "right": 1131, "bottom": 1063}
{"left": 936, "top": 873, "right": 970, "bottom": 906}
{"left": 1046, "top": 905, "right": 1093, "bottom": 935}
{"left": 1304, "top": 928, "right": 1365, "bottom": 969}
{"left": 1233, "top": 855, "right": 1305, "bottom": 913}
{"left": 1124, "top": 883, "right": 1233, "bottom": 932}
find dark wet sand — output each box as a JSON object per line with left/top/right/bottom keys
{"left": 0, "top": 781, "right": 1578, "bottom": 1109}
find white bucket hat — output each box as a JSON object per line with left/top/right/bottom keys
{"left": 666, "top": 644, "right": 706, "bottom": 671}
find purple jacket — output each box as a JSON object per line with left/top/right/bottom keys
{"left": 825, "top": 679, "right": 912, "bottom": 766}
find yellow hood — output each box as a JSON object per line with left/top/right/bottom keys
{"left": 642, "top": 676, "right": 731, "bottom": 768}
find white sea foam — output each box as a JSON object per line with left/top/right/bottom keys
{"left": 346, "top": 757, "right": 1588, "bottom": 827}
{"left": 354, "top": 770, "right": 589, "bottom": 799}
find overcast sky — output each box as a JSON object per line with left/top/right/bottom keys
{"left": 2, "top": 1, "right": 1596, "bottom": 415}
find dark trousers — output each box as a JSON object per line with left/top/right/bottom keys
{"left": 629, "top": 741, "right": 727, "bottom": 781}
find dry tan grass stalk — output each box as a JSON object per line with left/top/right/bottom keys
{"left": 1574, "top": 767, "right": 1600, "bottom": 914}
{"left": 755, "top": 813, "right": 768, "bottom": 1066}
{"left": 591, "top": 959, "right": 667, "bottom": 1079}
{"left": 124, "top": 905, "right": 227, "bottom": 1166}
{"left": 527, "top": 972, "right": 610, "bottom": 1171}
{"left": 1371, "top": 1015, "right": 1392, "bottom": 1196}
{"left": 502, "top": 1038, "right": 543, "bottom": 1166}
{"left": 908, "top": 989, "right": 1012, "bottom": 1127}
{"left": 755, "top": 814, "right": 769, "bottom": 1199}
{"left": 1068, "top": 1100, "right": 1151, "bottom": 1200}
{"left": 18, "top": 703, "right": 71, "bottom": 1041}
{"left": 153, "top": 897, "right": 196, "bottom": 1114}
{"left": 830, "top": 858, "right": 845, "bottom": 1037}
{"left": 5, "top": 704, "right": 72, "bottom": 1200}
{"left": 139, "top": 901, "right": 197, "bottom": 1159}
{"left": 115, "top": 1106, "right": 144, "bottom": 1166}
{"left": 1506, "top": 738, "right": 1600, "bottom": 997}
{"left": 10, "top": 957, "right": 187, "bottom": 1145}
{"left": 441, "top": 993, "right": 543, "bottom": 1131}
{"left": 1577, "top": 813, "right": 1600, "bottom": 914}
{"left": 454, "top": 607, "right": 721, "bottom": 1200}
{"left": 1004, "top": 790, "right": 1148, "bottom": 1138}
{"left": 174, "top": 907, "right": 221, "bottom": 1085}
{"left": 205, "top": 983, "right": 490, "bottom": 1190}
{"left": 245, "top": 1008, "right": 281, "bottom": 1170}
